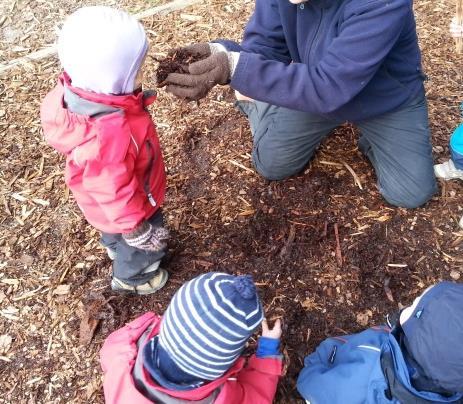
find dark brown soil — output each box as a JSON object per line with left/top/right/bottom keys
{"left": 1, "top": 1, "right": 461, "bottom": 402}
{"left": 155, "top": 49, "right": 206, "bottom": 87}
{"left": 105, "top": 107, "right": 461, "bottom": 403}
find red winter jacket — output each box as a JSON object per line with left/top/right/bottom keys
{"left": 100, "top": 312, "right": 283, "bottom": 404}
{"left": 40, "top": 73, "right": 166, "bottom": 234}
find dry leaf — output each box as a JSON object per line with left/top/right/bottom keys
{"left": 19, "top": 254, "right": 34, "bottom": 266}
{"left": 79, "top": 294, "right": 107, "bottom": 345}
{"left": 300, "top": 297, "right": 321, "bottom": 311}
{"left": 450, "top": 270, "right": 461, "bottom": 280}
{"left": 377, "top": 215, "right": 391, "bottom": 222}
{"left": 1, "top": 278, "right": 19, "bottom": 286}
{"left": 85, "top": 377, "right": 101, "bottom": 399}
{"left": 53, "top": 284, "right": 70, "bottom": 295}
{"left": 356, "top": 310, "right": 373, "bottom": 326}
{"left": 0, "top": 335, "right": 12, "bottom": 354}
{"left": 384, "top": 277, "right": 394, "bottom": 302}
{"left": 238, "top": 209, "right": 255, "bottom": 216}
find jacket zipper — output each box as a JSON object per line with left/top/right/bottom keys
{"left": 304, "top": 7, "right": 324, "bottom": 63}
{"left": 144, "top": 140, "right": 157, "bottom": 207}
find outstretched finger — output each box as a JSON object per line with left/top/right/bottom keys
{"left": 189, "top": 56, "right": 216, "bottom": 75}
{"left": 185, "top": 43, "right": 211, "bottom": 57}
{"left": 164, "top": 72, "right": 199, "bottom": 87}
{"left": 165, "top": 85, "right": 200, "bottom": 100}
{"left": 261, "top": 318, "right": 269, "bottom": 334}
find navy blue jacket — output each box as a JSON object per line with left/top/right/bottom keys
{"left": 219, "top": 0, "right": 426, "bottom": 121}
{"left": 297, "top": 326, "right": 463, "bottom": 403}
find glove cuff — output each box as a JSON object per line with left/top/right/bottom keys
{"left": 209, "top": 42, "right": 227, "bottom": 54}
{"left": 227, "top": 52, "right": 240, "bottom": 79}
{"left": 209, "top": 43, "right": 239, "bottom": 79}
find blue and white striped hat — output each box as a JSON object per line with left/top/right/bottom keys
{"left": 158, "top": 272, "right": 264, "bottom": 380}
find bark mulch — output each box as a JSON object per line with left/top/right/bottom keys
{"left": 0, "top": 0, "right": 462, "bottom": 403}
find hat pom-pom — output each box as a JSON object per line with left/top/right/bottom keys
{"left": 233, "top": 275, "right": 256, "bottom": 299}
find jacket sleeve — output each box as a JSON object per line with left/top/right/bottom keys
{"left": 230, "top": 0, "right": 410, "bottom": 114}
{"left": 215, "top": 0, "right": 291, "bottom": 63}
{"left": 81, "top": 113, "right": 146, "bottom": 234}
{"left": 218, "top": 355, "right": 282, "bottom": 404}
{"left": 100, "top": 313, "right": 160, "bottom": 404}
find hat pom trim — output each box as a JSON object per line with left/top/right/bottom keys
{"left": 233, "top": 275, "right": 256, "bottom": 299}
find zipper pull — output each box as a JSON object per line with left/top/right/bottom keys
{"left": 329, "top": 345, "right": 337, "bottom": 364}
{"left": 147, "top": 193, "right": 157, "bottom": 207}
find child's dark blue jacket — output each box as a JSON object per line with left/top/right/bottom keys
{"left": 296, "top": 326, "right": 463, "bottom": 403}
{"left": 219, "top": 0, "right": 426, "bottom": 121}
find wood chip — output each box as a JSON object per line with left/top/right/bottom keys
{"left": 341, "top": 161, "right": 363, "bottom": 190}
{"left": 384, "top": 277, "right": 395, "bottom": 302}
{"left": 280, "top": 224, "right": 296, "bottom": 258}
{"left": 53, "top": 284, "right": 70, "bottom": 295}
{"left": 450, "top": 270, "right": 461, "bottom": 280}
{"left": 334, "top": 223, "right": 343, "bottom": 266}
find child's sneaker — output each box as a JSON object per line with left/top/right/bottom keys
{"left": 434, "top": 159, "right": 463, "bottom": 180}
{"left": 111, "top": 268, "right": 168, "bottom": 295}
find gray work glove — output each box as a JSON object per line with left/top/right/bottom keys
{"left": 123, "top": 221, "right": 169, "bottom": 252}
{"left": 165, "top": 43, "right": 237, "bottom": 101}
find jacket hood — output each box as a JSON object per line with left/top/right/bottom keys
{"left": 40, "top": 73, "right": 156, "bottom": 155}
{"left": 133, "top": 320, "right": 246, "bottom": 402}
{"left": 400, "top": 282, "right": 463, "bottom": 394}
{"left": 386, "top": 333, "right": 463, "bottom": 402}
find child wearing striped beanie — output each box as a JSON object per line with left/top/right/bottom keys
{"left": 100, "top": 272, "right": 283, "bottom": 403}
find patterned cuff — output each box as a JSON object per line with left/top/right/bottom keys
{"left": 123, "top": 221, "right": 152, "bottom": 246}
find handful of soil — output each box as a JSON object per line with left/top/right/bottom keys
{"left": 155, "top": 49, "right": 206, "bottom": 87}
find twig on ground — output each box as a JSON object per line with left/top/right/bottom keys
{"left": 228, "top": 159, "right": 255, "bottom": 174}
{"left": 322, "top": 221, "right": 328, "bottom": 238}
{"left": 334, "top": 223, "right": 343, "bottom": 266}
{"left": 456, "top": 0, "right": 463, "bottom": 53}
{"left": 280, "top": 225, "right": 296, "bottom": 259}
{"left": 341, "top": 161, "right": 363, "bottom": 190}
{"left": 384, "top": 277, "right": 395, "bottom": 302}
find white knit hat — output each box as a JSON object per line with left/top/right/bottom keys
{"left": 58, "top": 6, "right": 148, "bottom": 95}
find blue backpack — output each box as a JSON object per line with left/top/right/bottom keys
{"left": 296, "top": 326, "right": 463, "bottom": 404}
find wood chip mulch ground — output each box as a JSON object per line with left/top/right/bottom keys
{"left": 0, "top": 0, "right": 462, "bottom": 402}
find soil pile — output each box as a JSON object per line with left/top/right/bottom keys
{"left": 156, "top": 49, "right": 205, "bottom": 86}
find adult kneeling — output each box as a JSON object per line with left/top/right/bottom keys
{"left": 164, "top": 0, "right": 437, "bottom": 209}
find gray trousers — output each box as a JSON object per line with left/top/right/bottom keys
{"left": 236, "top": 92, "right": 437, "bottom": 208}
{"left": 101, "top": 210, "right": 166, "bottom": 286}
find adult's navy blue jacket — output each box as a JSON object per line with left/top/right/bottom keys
{"left": 219, "top": 0, "right": 426, "bottom": 121}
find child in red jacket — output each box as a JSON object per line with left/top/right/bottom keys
{"left": 100, "top": 272, "right": 283, "bottom": 403}
{"left": 41, "top": 6, "right": 169, "bottom": 294}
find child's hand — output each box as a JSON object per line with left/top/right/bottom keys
{"left": 262, "top": 318, "right": 282, "bottom": 340}
{"left": 256, "top": 319, "right": 282, "bottom": 358}
{"left": 450, "top": 17, "right": 463, "bottom": 38}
